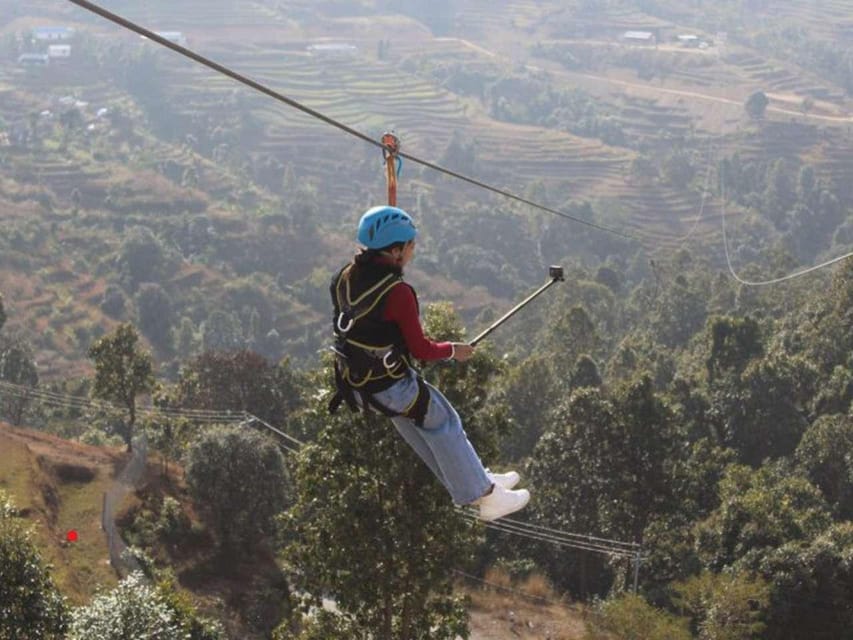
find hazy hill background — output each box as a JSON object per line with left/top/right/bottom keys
{"left": 3, "top": 0, "right": 850, "bottom": 378}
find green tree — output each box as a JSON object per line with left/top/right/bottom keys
{"left": 705, "top": 316, "right": 763, "bottom": 383}
{"left": 0, "top": 333, "right": 38, "bottom": 425}
{"left": 174, "top": 316, "right": 198, "bottom": 359}
{"left": 281, "top": 410, "right": 471, "bottom": 640}
{"left": 759, "top": 523, "right": 853, "bottom": 640}
{"left": 68, "top": 572, "right": 183, "bottom": 640}
{"left": 0, "top": 491, "right": 68, "bottom": 639}
{"left": 673, "top": 439, "right": 736, "bottom": 521}
{"left": 281, "top": 303, "right": 498, "bottom": 639}
{"left": 118, "top": 226, "right": 167, "bottom": 291}
{"left": 673, "top": 570, "right": 770, "bottom": 640}
{"left": 155, "top": 576, "right": 225, "bottom": 640}
{"left": 571, "top": 354, "right": 602, "bottom": 390}
{"left": 561, "top": 305, "right": 599, "bottom": 364}
{"left": 585, "top": 593, "right": 691, "bottom": 640}
{"left": 763, "top": 159, "right": 795, "bottom": 226}
{"left": 492, "top": 354, "right": 556, "bottom": 460}
{"left": 145, "top": 409, "right": 191, "bottom": 482}
{"left": 795, "top": 414, "right": 853, "bottom": 518}
{"left": 811, "top": 364, "right": 853, "bottom": 415}
{"left": 709, "top": 354, "right": 815, "bottom": 465}
{"left": 177, "top": 350, "right": 301, "bottom": 427}
{"left": 652, "top": 275, "right": 708, "bottom": 348}
{"left": 135, "top": 283, "right": 173, "bottom": 351}
{"left": 100, "top": 283, "right": 127, "bottom": 318}
{"left": 744, "top": 91, "right": 769, "bottom": 120}
{"left": 526, "top": 387, "right": 619, "bottom": 596}
{"left": 201, "top": 310, "right": 244, "bottom": 351}
{"left": 696, "top": 462, "right": 831, "bottom": 571}
{"left": 186, "top": 425, "right": 289, "bottom": 556}
{"left": 526, "top": 376, "right": 679, "bottom": 595}
{"left": 88, "top": 323, "right": 155, "bottom": 451}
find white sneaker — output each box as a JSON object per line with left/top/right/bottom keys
{"left": 486, "top": 470, "right": 520, "bottom": 490}
{"left": 477, "top": 484, "right": 530, "bottom": 522}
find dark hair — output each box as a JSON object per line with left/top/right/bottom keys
{"left": 353, "top": 242, "right": 406, "bottom": 266}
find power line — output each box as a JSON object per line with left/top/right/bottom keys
{"left": 0, "top": 380, "right": 244, "bottom": 423}
{"left": 245, "top": 414, "right": 305, "bottom": 447}
{"left": 166, "top": 404, "right": 639, "bottom": 556}
{"left": 157, "top": 399, "right": 639, "bottom": 554}
{"left": 1, "top": 383, "right": 640, "bottom": 555}
{"left": 458, "top": 506, "right": 638, "bottom": 550}
{"left": 458, "top": 510, "right": 637, "bottom": 558}
{"left": 498, "top": 514, "right": 638, "bottom": 550}
{"left": 65, "top": 0, "right": 639, "bottom": 242}
{"left": 241, "top": 414, "right": 302, "bottom": 454}
{"left": 0, "top": 378, "right": 303, "bottom": 454}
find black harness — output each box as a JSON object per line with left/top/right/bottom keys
{"left": 328, "top": 260, "right": 431, "bottom": 427}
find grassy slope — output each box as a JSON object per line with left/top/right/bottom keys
{"left": 0, "top": 422, "right": 122, "bottom": 604}
{"left": 466, "top": 581, "right": 588, "bottom": 640}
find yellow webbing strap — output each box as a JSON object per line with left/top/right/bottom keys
{"left": 335, "top": 267, "right": 403, "bottom": 323}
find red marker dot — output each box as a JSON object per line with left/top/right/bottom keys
{"left": 66, "top": 530, "right": 78, "bottom": 543}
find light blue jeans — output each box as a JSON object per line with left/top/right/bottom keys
{"left": 367, "top": 371, "right": 492, "bottom": 505}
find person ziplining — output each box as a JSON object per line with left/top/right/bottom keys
{"left": 328, "top": 205, "right": 530, "bottom": 521}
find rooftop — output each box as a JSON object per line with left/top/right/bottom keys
{"left": 623, "top": 31, "right": 655, "bottom": 40}
{"left": 307, "top": 43, "right": 358, "bottom": 51}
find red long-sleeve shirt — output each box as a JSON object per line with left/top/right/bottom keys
{"left": 381, "top": 283, "right": 453, "bottom": 361}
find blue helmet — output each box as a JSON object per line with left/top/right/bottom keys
{"left": 357, "top": 206, "right": 417, "bottom": 249}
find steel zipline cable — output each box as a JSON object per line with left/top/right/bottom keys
{"left": 65, "top": 0, "right": 639, "bottom": 242}
{"left": 701, "top": 62, "right": 853, "bottom": 286}
{"left": 719, "top": 167, "right": 853, "bottom": 286}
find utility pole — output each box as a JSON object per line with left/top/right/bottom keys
{"left": 632, "top": 548, "right": 642, "bottom": 594}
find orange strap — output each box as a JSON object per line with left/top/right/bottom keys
{"left": 382, "top": 132, "right": 400, "bottom": 206}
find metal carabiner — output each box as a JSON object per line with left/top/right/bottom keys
{"left": 382, "top": 350, "right": 399, "bottom": 370}
{"left": 336, "top": 312, "right": 354, "bottom": 334}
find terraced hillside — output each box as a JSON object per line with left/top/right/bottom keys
{"left": 24, "top": 0, "right": 823, "bottom": 243}
{"left": 3, "top": 0, "right": 853, "bottom": 375}
{"left": 136, "top": 23, "right": 728, "bottom": 246}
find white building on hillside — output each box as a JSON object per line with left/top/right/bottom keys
{"left": 48, "top": 44, "right": 72, "bottom": 58}
{"left": 307, "top": 43, "right": 358, "bottom": 58}
{"left": 622, "top": 30, "right": 656, "bottom": 45}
